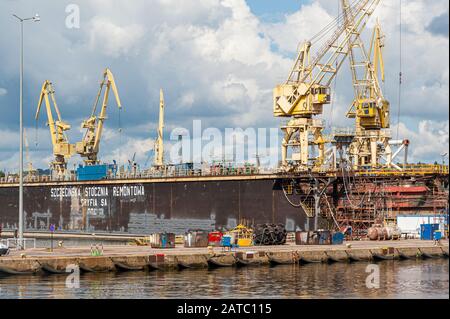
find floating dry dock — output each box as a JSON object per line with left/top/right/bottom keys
{"left": 0, "top": 240, "right": 448, "bottom": 275}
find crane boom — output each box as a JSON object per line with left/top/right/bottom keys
{"left": 76, "top": 68, "right": 122, "bottom": 165}
{"left": 35, "top": 80, "right": 74, "bottom": 175}
{"left": 274, "top": 0, "right": 381, "bottom": 171}
{"left": 301, "top": 0, "right": 380, "bottom": 87}
{"left": 154, "top": 89, "right": 165, "bottom": 167}
{"left": 370, "top": 20, "right": 385, "bottom": 83}
{"left": 93, "top": 69, "right": 121, "bottom": 151}
{"left": 275, "top": 0, "right": 381, "bottom": 117}
{"left": 342, "top": 0, "right": 388, "bottom": 130}
{"left": 341, "top": 0, "right": 392, "bottom": 168}
{"left": 23, "top": 128, "right": 35, "bottom": 175}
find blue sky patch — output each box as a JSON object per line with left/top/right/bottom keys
{"left": 246, "top": 0, "right": 308, "bottom": 22}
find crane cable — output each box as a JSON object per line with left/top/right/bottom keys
{"left": 34, "top": 118, "right": 39, "bottom": 148}
{"left": 282, "top": 181, "right": 314, "bottom": 208}
{"left": 323, "top": 194, "right": 340, "bottom": 230}
{"left": 309, "top": 0, "right": 364, "bottom": 44}
{"left": 341, "top": 164, "right": 371, "bottom": 209}
{"left": 341, "top": 165, "right": 360, "bottom": 208}
{"left": 328, "top": 62, "right": 338, "bottom": 130}
{"left": 396, "top": 0, "right": 403, "bottom": 139}
{"left": 118, "top": 107, "right": 123, "bottom": 167}
{"left": 282, "top": 186, "right": 303, "bottom": 208}
{"left": 328, "top": 0, "right": 342, "bottom": 131}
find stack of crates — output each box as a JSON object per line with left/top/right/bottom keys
{"left": 184, "top": 230, "right": 209, "bottom": 248}
{"left": 149, "top": 233, "right": 176, "bottom": 249}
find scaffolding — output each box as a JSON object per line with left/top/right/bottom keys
{"left": 325, "top": 171, "right": 449, "bottom": 239}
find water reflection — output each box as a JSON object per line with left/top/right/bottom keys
{"left": 0, "top": 259, "right": 448, "bottom": 299}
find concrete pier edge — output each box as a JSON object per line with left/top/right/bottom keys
{"left": 0, "top": 240, "right": 448, "bottom": 276}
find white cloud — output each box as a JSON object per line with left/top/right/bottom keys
{"left": 102, "top": 136, "right": 155, "bottom": 166}
{"left": 179, "top": 92, "right": 196, "bottom": 108}
{"left": 88, "top": 16, "right": 145, "bottom": 58}
{"left": 0, "top": 0, "right": 448, "bottom": 170}
{"left": 396, "top": 120, "right": 449, "bottom": 163}
{"left": 0, "top": 128, "right": 54, "bottom": 172}
{"left": 264, "top": 2, "right": 334, "bottom": 53}
{"left": 0, "top": 130, "right": 19, "bottom": 150}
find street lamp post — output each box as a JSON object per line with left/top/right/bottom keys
{"left": 441, "top": 153, "right": 448, "bottom": 166}
{"left": 12, "top": 13, "right": 40, "bottom": 250}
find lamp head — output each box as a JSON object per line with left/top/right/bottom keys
{"left": 33, "top": 14, "right": 40, "bottom": 22}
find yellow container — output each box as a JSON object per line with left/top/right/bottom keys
{"left": 237, "top": 238, "right": 253, "bottom": 247}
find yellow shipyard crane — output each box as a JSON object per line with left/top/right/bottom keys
{"left": 341, "top": 0, "right": 392, "bottom": 168}
{"left": 154, "top": 89, "right": 165, "bottom": 167}
{"left": 23, "top": 128, "right": 36, "bottom": 176}
{"left": 36, "top": 80, "right": 75, "bottom": 175}
{"left": 76, "top": 68, "right": 122, "bottom": 165}
{"left": 273, "top": 0, "right": 381, "bottom": 171}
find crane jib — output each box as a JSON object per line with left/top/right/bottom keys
{"left": 76, "top": 68, "right": 122, "bottom": 166}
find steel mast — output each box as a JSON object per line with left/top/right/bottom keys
{"left": 154, "top": 89, "right": 165, "bottom": 167}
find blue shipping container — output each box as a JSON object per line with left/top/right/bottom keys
{"left": 332, "top": 232, "right": 345, "bottom": 245}
{"left": 77, "top": 164, "right": 116, "bottom": 181}
{"left": 318, "top": 230, "right": 331, "bottom": 245}
{"left": 420, "top": 224, "right": 440, "bottom": 240}
{"left": 221, "top": 235, "right": 232, "bottom": 247}
{"left": 434, "top": 231, "right": 442, "bottom": 241}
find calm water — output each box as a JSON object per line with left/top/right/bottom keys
{"left": 0, "top": 259, "right": 448, "bottom": 299}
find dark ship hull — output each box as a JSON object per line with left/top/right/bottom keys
{"left": 0, "top": 175, "right": 313, "bottom": 235}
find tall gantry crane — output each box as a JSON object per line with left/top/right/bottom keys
{"left": 75, "top": 68, "right": 122, "bottom": 165}
{"left": 36, "top": 80, "right": 75, "bottom": 175}
{"left": 341, "top": 0, "right": 392, "bottom": 168}
{"left": 154, "top": 89, "right": 165, "bottom": 167}
{"left": 273, "top": 0, "right": 381, "bottom": 171}
{"left": 23, "top": 128, "right": 36, "bottom": 176}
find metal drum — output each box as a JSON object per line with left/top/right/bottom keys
{"left": 382, "top": 226, "right": 394, "bottom": 240}
{"left": 368, "top": 224, "right": 384, "bottom": 241}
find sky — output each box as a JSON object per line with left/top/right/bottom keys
{"left": 246, "top": 0, "right": 307, "bottom": 21}
{"left": 0, "top": 0, "right": 448, "bottom": 172}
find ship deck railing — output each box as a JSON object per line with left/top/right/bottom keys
{"left": 0, "top": 167, "right": 277, "bottom": 184}
{"left": 0, "top": 164, "right": 448, "bottom": 185}
{"left": 0, "top": 238, "right": 36, "bottom": 250}
{"left": 353, "top": 164, "right": 449, "bottom": 177}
